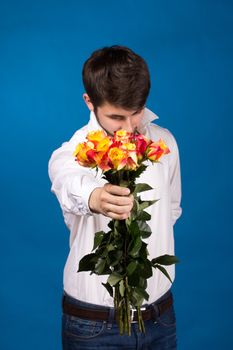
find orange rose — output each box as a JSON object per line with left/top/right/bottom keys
{"left": 134, "top": 134, "right": 151, "bottom": 161}
{"left": 97, "top": 153, "right": 112, "bottom": 171}
{"left": 147, "top": 139, "right": 170, "bottom": 161}
{"left": 121, "top": 143, "right": 138, "bottom": 169}
{"left": 74, "top": 131, "right": 170, "bottom": 171}
{"left": 74, "top": 142, "right": 97, "bottom": 167}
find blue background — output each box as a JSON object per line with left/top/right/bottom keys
{"left": 0, "top": 0, "right": 232, "bottom": 349}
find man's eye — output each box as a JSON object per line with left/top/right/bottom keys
{"left": 110, "top": 116, "right": 125, "bottom": 120}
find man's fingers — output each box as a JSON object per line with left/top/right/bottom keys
{"left": 102, "top": 193, "right": 133, "bottom": 206}
{"left": 89, "top": 184, "right": 133, "bottom": 220}
{"left": 103, "top": 203, "right": 133, "bottom": 215}
{"left": 104, "top": 183, "right": 130, "bottom": 196}
{"left": 106, "top": 211, "right": 131, "bottom": 220}
{"left": 103, "top": 183, "right": 133, "bottom": 206}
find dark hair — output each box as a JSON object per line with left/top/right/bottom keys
{"left": 82, "top": 45, "right": 150, "bottom": 110}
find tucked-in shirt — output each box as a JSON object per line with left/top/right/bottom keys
{"left": 48, "top": 108, "right": 182, "bottom": 306}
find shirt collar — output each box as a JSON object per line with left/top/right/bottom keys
{"left": 142, "top": 107, "right": 159, "bottom": 125}
{"left": 88, "top": 107, "right": 159, "bottom": 133}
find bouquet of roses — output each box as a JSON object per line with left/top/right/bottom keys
{"left": 73, "top": 129, "right": 179, "bottom": 335}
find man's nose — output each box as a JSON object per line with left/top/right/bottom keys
{"left": 123, "top": 118, "right": 135, "bottom": 133}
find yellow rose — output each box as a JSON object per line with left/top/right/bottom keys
{"left": 96, "top": 137, "right": 112, "bottom": 152}
{"left": 87, "top": 130, "right": 106, "bottom": 143}
{"left": 73, "top": 143, "right": 87, "bottom": 159}
{"left": 114, "top": 129, "right": 131, "bottom": 143}
{"left": 108, "top": 147, "right": 127, "bottom": 170}
{"left": 121, "top": 142, "right": 136, "bottom": 151}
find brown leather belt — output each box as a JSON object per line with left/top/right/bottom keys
{"left": 62, "top": 292, "right": 173, "bottom": 323}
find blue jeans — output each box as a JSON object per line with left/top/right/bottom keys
{"left": 62, "top": 290, "right": 177, "bottom": 350}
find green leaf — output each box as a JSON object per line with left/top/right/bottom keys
{"left": 136, "top": 211, "right": 151, "bottom": 221}
{"left": 102, "top": 282, "right": 113, "bottom": 297}
{"left": 107, "top": 272, "right": 123, "bottom": 286}
{"left": 154, "top": 264, "right": 173, "bottom": 283}
{"left": 107, "top": 244, "right": 115, "bottom": 252}
{"left": 108, "top": 250, "right": 123, "bottom": 267}
{"left": 133, "top": 183, "right": 153, "bottom": 195}
{"left": 138, "top": 241, "right": 149, "bottom": 259}
{"left": 130, "top": 199, "right": 140, "bottom": 220}
{"left": 110, "top": 237, "right": 123, "bottom": 250}
{"left": 129, "top": 221, "right": 140, "bottom": 238}
{"left": 126, "top": 261, "right": 138, "bottom": 275}
{"left": 139, "top": 199, "right": 159, "bottom": 211}
{"left": 131, "top": 286, "right": 149, "bottom": 306}
{"left": 152, "top": 255, "right": 180, "bottom": 266}
{"left": 131, "top": 291, "right": 143, "bottom": 306}
{"left": 133, "top": 198, "right": 140, "bottom": 211}
{"left": 125, "top": 216, "right": 132, "bottom": 227}
{"left": 108, "top": 220, "right": 114, "bottom": 230}
{"left": 94, "top": 258, "right": 106, "bottom": 274}
{"left": 100, "top": 248, "right": 108, "bottom": 258}
{"left": 134, "top": 287, "right": 149, "bottom": 301}
{"left": 92, "top": 231, "right": 105, "bottom": 251}
{"left": 113, "top": 220, "right": 126, "bottom": 235}
{"left": 130, "top": 164, "right": 147, "bottom": 180}
{"left": 128, "top": 271, "right": 140, "bottom": 286}
{"left": 119, "top": 280, "right": 125, "bottom": 297}
{"left": 137, "top": 220, "right": 152, "bottom": 238}
{"left": 78, "top": 253, "right": 97, "bottom": 272}
{"left": 129, "top": 237, "right": 142, "bottom": 257}
{"left": 139, "top": 259, "right": 153, "bottom": 278}
{"left": 138, "top": 277, "right": 147, "bottom": 289}
{"left": 113, "top": 265, "right": 124, "bottom": 275}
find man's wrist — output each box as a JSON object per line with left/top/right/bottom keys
{"left": 88, "top": 187, "right": 101, "bottom": 213}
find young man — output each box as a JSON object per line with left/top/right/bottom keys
{"left": 48, "top": 45, "right": 182, "bottom": 349}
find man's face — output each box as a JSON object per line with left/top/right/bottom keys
{"left": 95, "top": 102, "right": 145, "bottom": 136}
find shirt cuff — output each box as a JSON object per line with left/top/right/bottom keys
{"left": 70, "top": 175, "right": 101, "bottom": 215}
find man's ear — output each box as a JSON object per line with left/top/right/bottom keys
{"left": 83, "top": 93, "right": 94, "bottom": 111}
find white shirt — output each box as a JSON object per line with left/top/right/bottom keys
{"left": 48, "top": 108, "right": 182, "bottom": 306}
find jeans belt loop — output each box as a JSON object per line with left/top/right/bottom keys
{"left": 130, "top": 308, "right": 137, "bottom": 323}
{"left": 107, "top": 307, "right": 115, "bottom": 330}
{"left": 151, "top": 302, "right": 160, "bottom": 322}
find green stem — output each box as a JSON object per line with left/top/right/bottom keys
{"left": 137, "top": 306, "right": 145, "bottom": 333}
{"left": 125, "top": 276, "right": 131, "bottom": 336}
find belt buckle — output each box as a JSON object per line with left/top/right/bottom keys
{"left": 130, "top": 307, "right": 146, "bottom": 323}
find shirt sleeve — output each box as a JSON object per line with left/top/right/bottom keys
{"left": 48, "top": 133, "right": 101, "bottom": 216}
{"left": 168, "top": 132, "right": 182, "bottom": 226}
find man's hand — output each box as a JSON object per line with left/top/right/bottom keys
{"left": 89, "top": 183, "right": 134, "bottom": 220}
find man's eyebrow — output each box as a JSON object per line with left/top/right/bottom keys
{"left": 132, "top": 109, "right": 141, "bottom": 115}
{"left": 105, "top": 109, "right": 142, "bottom": 118}
{"left": 105, "top": 114, "right": 126, "bottom": 118}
